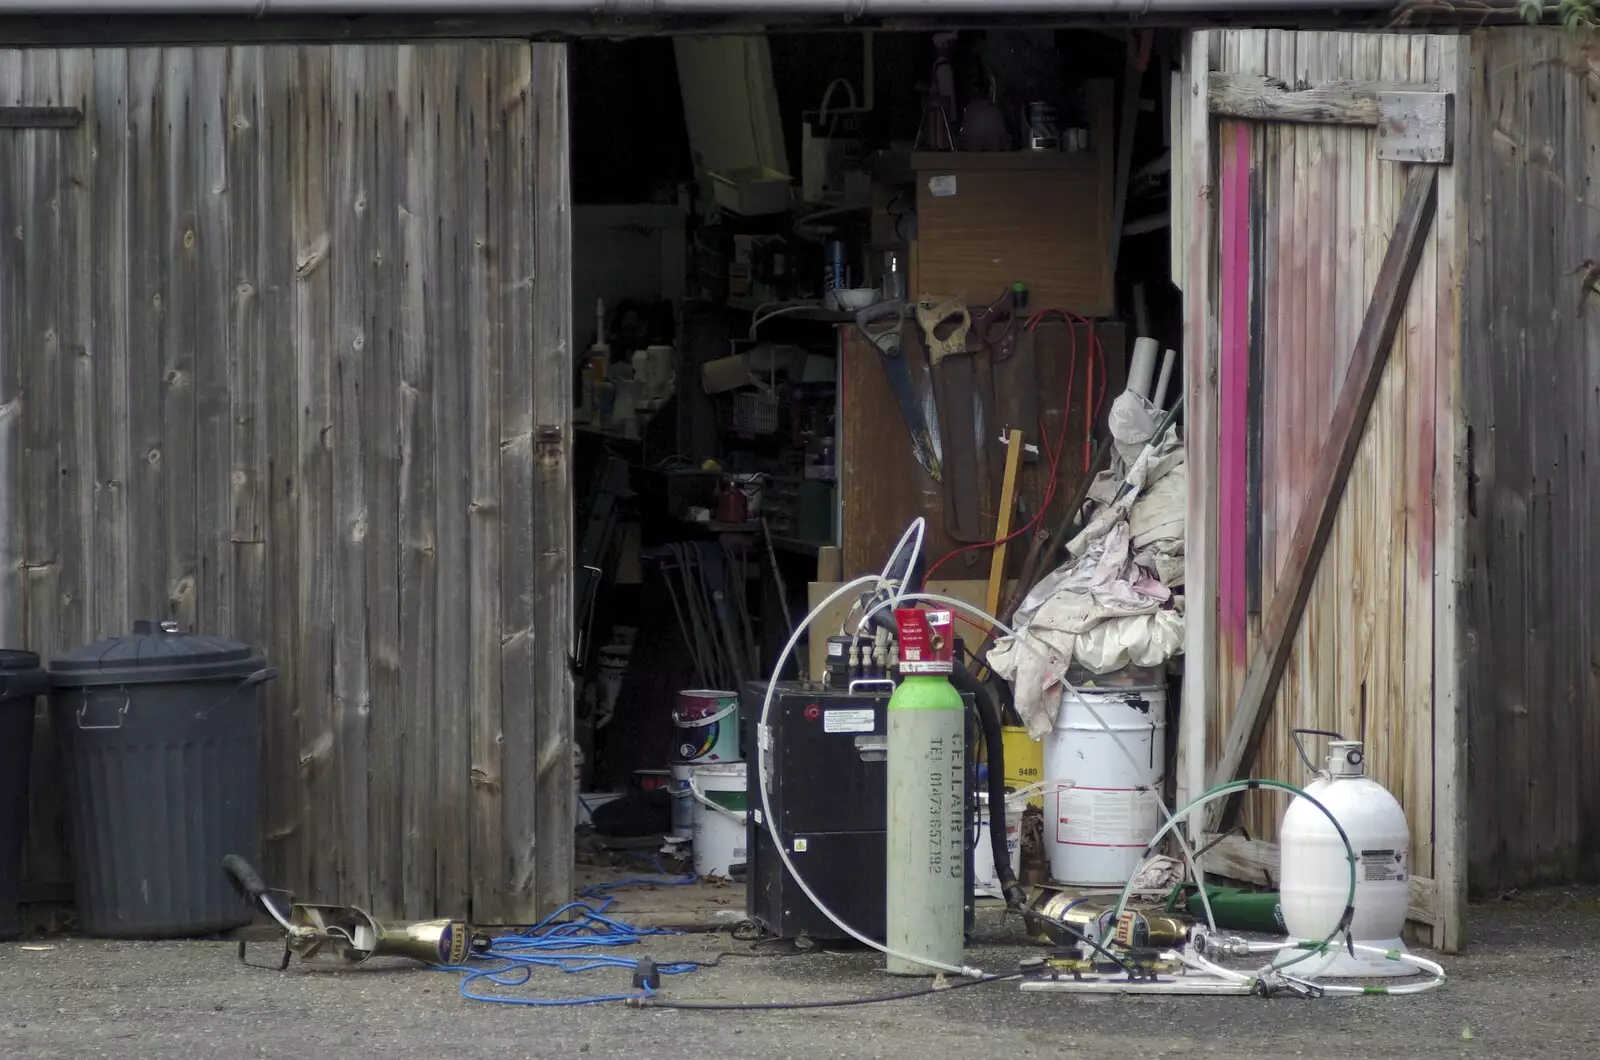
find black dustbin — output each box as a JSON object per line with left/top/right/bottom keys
{"left": 0, "top": 650, "right": 47, "bottom": 939}
{"left": 49, "top": 621, "right": 276, "bottom": 938}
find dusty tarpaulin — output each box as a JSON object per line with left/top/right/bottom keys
{"left": 988, "top": 394, "right": 1186, "bottom": 737}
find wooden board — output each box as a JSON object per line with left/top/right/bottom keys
{"left": 912, "top": 159, "right": 1113, "bottom": 317}
{"left": 1199, "top": 833, "right": 1438, "bottom": 928}
{"left": 838, "top": 320, "right": 1125, "bottom": 582}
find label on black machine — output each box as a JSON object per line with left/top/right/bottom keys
{"left": 824, "top": 708, "right": 876, "bottom": 734}
{"left": 1360, "top": 848, "right": 1408, "bottom": 883}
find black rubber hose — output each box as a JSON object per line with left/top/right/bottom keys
{"left": 951, "top": 660, "right": 1028, "bottom": 910}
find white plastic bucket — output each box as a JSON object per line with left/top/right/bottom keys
{"left": 1044, "top": 684, "right": 1167, "bottom": 885}
{"left": 671, "top": 690, "right": 741, "bottom": 764}
{"left": 972, "top": 792, "right": 1024, "bottom": 893}
{"left": 689, "top": 762, "right": 747, "bottom": 879}
{"left": 669, "top": 762, "right": 695, "bottom": 838}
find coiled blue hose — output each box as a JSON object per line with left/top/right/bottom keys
{"left": 440, "top": 854, "right": 701, "bottom": 1006}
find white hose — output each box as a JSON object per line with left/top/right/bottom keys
{"left": 856, "top": 590, "right": 1221, "bottom": 936}
{"left": 753, "top": 521, "right": 987, "bottom": 979}
{"left": 1181, "top": 942, "right": 1446, "bottom": 996}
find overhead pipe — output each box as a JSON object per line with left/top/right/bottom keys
{"left": 0, "top": 0, "right": 1401, "bottom": 14}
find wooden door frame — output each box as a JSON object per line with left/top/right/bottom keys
{"left": 529, "top": 41, "right": 576, "bottom": 918}
{"left": 1177, "top": 29, "right": 1468, "bottom": 953}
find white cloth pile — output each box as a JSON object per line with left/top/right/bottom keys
{"left": 987, "top": 391, "right": 1187, "bottom": 737}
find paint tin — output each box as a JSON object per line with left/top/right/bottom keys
{"left": 671, "top": 689, "right": 742, "bottom": 764}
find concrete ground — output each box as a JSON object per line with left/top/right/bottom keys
{"left": 1, "top": 887, "right": 1596, "bottom": 1060}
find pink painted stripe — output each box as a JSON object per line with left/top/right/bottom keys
{"left": 1217, "top": 124, "right": 1253, "bottom": 665}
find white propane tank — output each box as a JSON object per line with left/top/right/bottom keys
{"left": 1276, "top": 740, "right": 1411, "bottom": 978}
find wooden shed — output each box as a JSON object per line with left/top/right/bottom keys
{"left": 0, "top": 40, "right": 575, "bottom": 924}
{"left": 1176, "top": 24, "right": 1600, "bottom": 954}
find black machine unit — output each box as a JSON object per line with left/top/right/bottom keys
{"left": 742, "top": 680, "right": 975, "bottom": 942}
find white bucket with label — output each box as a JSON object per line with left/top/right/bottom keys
{"left": 1044, "top": 684, "right": 1167, "bottom": 885}
{"left": 689, "top": 762, "right": 747, "bottom": 879}
{"left": 669, "top": 762, "right": 695, "bottom": 838}
{"left": 972, "top": 791, "right": 1025, "bottom": 894}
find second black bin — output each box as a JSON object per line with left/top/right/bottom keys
{"left": 50, "top": 621, "right": 276, "bottom": 938}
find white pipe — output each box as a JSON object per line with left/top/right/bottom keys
{"left": 1127, "top": 336, "right": 1160, "bottom": 401}
{"left": 0, "top": 0, "right": 1399, "bottom": 13}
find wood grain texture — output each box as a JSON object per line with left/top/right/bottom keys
{"left": 2, "top": 43, "right": 565, "bottom": 919}
{"left": 498, "top": 40, "right": 540, "bottom": 921}
{"left": 259, "top": 44, "right": 304, "bottom": 894}
{"left": 1460, "top": 27, "right": 1600, "bottom": 897}
{"left": 1429, "top": 33, "right": 1467, "bottom": 953}
{"left": 462, "top": 43, "right": 505, "bottom": 922}
{"left": 0, "top": 55, "right": 24, "bottom": 650}
{"left": 194, "top": 47, "right": 231, "bottom": 641}
{"left": 329, "top": 44, "right": 371, "bottom": 910}
{"left": 912, "top": 156, "right": 1113, "bottom": 316}
{"left": 395, "top": 42, "right": 440, "bottom": 918}
{"left": 838, "top": 320, "right": 1124, "bottom": 582}
{"left": 1208, "top": 71, "right": 1441, "bottom": 125}
{"left": 1212, "top": 164, "right": 1438, "bottom": 822}
{"left": 429, "top": 42, "right": 472, "bottom": 918}
{"left": 1178, "top": 29, "right": 1217, "bottom": 819}
{"left": 529, "top": 41, "right": 574, "bottom": 919}
{"left": 362, "top": 42, "right": 404, "bottom": 922}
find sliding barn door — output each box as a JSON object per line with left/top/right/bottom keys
{"left": 1176, "top": 29, "right": 1467, "bottom": 950}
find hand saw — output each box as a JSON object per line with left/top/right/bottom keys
{"left": 856, "top": 298, "right": 943, "bottom": 483}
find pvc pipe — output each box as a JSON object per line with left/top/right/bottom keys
{"left": 1127, "top": 337, "right": 1160, "bottom": 401}
{"left": 0, "top": 0, "right": 1399, "bottom": 13}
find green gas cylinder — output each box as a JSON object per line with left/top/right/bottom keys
{"left": 886, "top": 607, "right": 966, "bottom": 976}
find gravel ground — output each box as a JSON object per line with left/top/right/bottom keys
{"left": 1, "top": 888, "right": 1596, "bottom": 1060}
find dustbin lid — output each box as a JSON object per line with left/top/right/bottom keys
{"left": 49, "top": 622, "right": 266, "bottom": 687}
{"left": 0, "top": 649, "right": 46, "bottom": 700}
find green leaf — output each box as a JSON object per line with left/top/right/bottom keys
{"left": 1462, "top": 1026, "right": 1476, "bottom": 1041}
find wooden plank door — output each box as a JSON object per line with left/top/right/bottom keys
{"left": 0, "top": 41, "right": 573, "bottom": 925}
{"left": 1177, "top": 29, "right": 1467, "bottom": 951}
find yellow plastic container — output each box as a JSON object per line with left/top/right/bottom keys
{"left": 1002, "top": 725, "right": 1044, "bottom": 808}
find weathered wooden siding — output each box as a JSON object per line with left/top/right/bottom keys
{"left": 1200, "top": 31, "right": 1461, "bottom": 894}
{"left": 0, "top": 41, "right": 572, "bottom": 923}
{"left": 1461, "top": 28, "right": 1600, "bottom": 892}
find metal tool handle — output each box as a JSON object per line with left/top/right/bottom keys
{"left": 847, "top": 678, "right": 897, "bottom": 696}
{"left": 222, "top": 854, "right": 295, "bottom": 933}
{"left": 670, "top": 703, "right": 738, "bottom": 728}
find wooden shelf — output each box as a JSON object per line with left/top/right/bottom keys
{"left": 911, "top": 150, "right": 1100, "bottom": 172}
